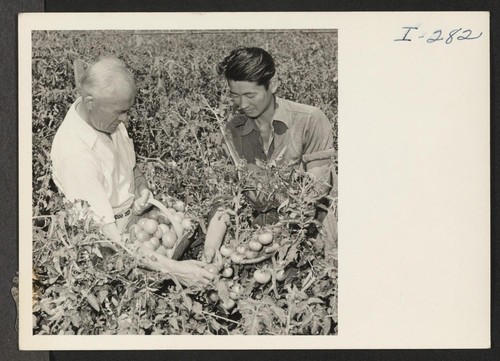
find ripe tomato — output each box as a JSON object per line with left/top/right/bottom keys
{"left": 231, "top": 284, "right": 243, "bottom": 294}
{"left": 253, "top": 269, "right": 271, "bottom": 284}
{"left": 258, "top": 232, "right": 273, "bottom": 245}
{"left": 244, "top": 250, "right": 259, "bottom": 259}
{"left": 219, "top": 245, "right": 233, "bottom": 257}
{"left": 158, "top": 223, "right": 170, "bottom": 234}
{"left": 149, "top": 237, "right": 161, "bottom": 249}
{"left": 156, "top": 245, "right": 169, "bottom": 257}
{"left": 236, "top": 245, "right": 246, "bottom": 254}
{"left": 248, "top": 240, "right": 263, "bottom": 252}
{"left": 139, "top": 241, "right": 156, "bottom": 253}
{"left": 207, "top": 290, "right": 219, "bottom": 303}
{"left": 162, "top": 231, "right": 177, "bottom": 248}
{"left": 157, "top": 214, "right": 170, "bottom": 225}
{"left": 204, "top": 264, "right": 220, "bottom": 274}
{"left": 148, "top": 209, "right": 159, "bottom": 220}
{"left": 230, "top": 252, "right": 244, "bottom": 264}
{"left": 173, "top": 200, "right": 185, "bottom": 212}
{"left": 136, "top": 230, "right": 150, "bottom": 243}
{"left": 181, "top": 218, "right": 193, "bottom": 230}
{"left": 143, "top": 219, "right": 159, "bottom": 235}
{"left": 137, "top": 217, "right": 149, "bottom": 229}
{"left": 275, "top": 269, "right": 287, "bottom": 282}
{"left": 153, "top": 227, "right": 163, "bottom": 239}
{"left": 173, "top": 213, "right": 184, "bottom": 225}
{"left": 144, "top": 241, "right": 157, "bottom": 250}
{"left": 222, "top": 267, "right": 233, "bottom": 278}
{"left": 264, "top": 243, "right": 280, "bottom": 254}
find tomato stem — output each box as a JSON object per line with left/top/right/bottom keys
{"left": 201, "top": 310, "right": 239, "bottom": 325}
{"left": 271, "top": 256, "right": 280, "bottom": 298}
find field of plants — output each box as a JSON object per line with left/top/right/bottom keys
{"left": 31, "top": 30, "right": 338, "bottom": 335}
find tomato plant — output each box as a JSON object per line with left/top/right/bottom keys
{"left": 31, "top": 30, "right": 338, "bottom": 335}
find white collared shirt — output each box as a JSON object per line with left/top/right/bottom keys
{"left": 51, "top": 98, "right": 136, "bottom": 225}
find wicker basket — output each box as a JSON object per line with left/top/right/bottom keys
{"left": 147, "top": 198, "right": 195, "bottom": 260}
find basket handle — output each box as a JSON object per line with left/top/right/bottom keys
{"left": 147, "top": 196, "right": 184, "bottom": 240}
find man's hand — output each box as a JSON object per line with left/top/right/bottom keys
{"left": 203, "top": 209, "right": 228, "bottom": 263}
{"left": 169, "top": 260, "right": 215, "bottom": 289}
{"left": 132, "top": 188, "right": 152, "bottom": 215}
{"left": 201, "top": 247, "right": 223, "bottom": 267}
{"left": 202, "top": 248, "right": 216, "bottom": 263}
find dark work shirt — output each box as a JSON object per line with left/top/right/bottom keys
{"left": 223, "top": 97, "right": 335, "bottom": 226}
{"left": 225, "top": 97, "right": 334, "bottom": 170}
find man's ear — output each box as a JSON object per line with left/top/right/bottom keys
{"left": 82, "top": 95, "right": 94, "bottom": 110}
{"left": 270, "top": 77, "right": 280, "bottom": 93}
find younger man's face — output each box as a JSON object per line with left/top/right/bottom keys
{"left": 227, "top": 80, "right": 275, "bottom": 120}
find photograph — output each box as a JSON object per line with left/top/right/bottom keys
{"left": 20, "top": 11, "right": 489, "bottom": 351}
{"left": 30, "top": 29, "right": 339, "bottom": 336}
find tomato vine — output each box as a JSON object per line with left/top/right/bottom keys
{"left": 31, "top": 30, "right": 338, "bottom": 335}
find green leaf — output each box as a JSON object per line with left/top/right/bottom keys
{"left": 93, "top": 246, "right": 103, "bottom": 258}
{"left": 307, "top": 297, "right": 324, "bottom": 305}
{"left": 168, "top": 317, "right": 179, "bottom": 331}
{"left": 97, "top": 289, "right": 109, "bottom": 304}
{"left": 86, "top": 293, "right": 100, "bottom": 312}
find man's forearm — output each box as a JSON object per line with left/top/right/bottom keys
{"left": 101, "top": 222, "right": 122, "bottom": 242}
{"left": 205, "top": 209, "right": 229, "bottom": 251}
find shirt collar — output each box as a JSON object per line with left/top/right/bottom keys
{"left": 238, "top": 96, "right": 290, "bottom": 136}
{"left": 67, "top": 97, "right": 107, "bottom": 148}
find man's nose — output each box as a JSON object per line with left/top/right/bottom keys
{"left": 240, "top": 97, "right": 249, "bottom": 109}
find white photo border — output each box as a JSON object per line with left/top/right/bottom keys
{"left": 19, "top": 11, "right": 490, "bottom": 350}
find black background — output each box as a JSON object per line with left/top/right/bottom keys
{"left": 1, "top": 1, "right": 498, "bottom": 360}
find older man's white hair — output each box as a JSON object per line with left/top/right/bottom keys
{"left": 79, "top": 56, "right": 136, "bottom": 100}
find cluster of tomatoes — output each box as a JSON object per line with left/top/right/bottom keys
{"left": 128, "top": 200, "right": 193, "bottom": 259}
{"left": 201, "top": 230, "right": 288, "bottom": 312}
{"left": 220, "top": 231, "right": 279, "bottom": 264}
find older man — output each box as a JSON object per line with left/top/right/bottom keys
{"left": 51, "top": 57, "right": 214, "bottom": 288}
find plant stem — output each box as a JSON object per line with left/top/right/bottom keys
{"left": 234, "top": 189, "right": 241, "bottom": 243}
{"left": 271, "top": 256, "right": 280, "bottom": 298}
{"left": 137, "top": 155, "right": 166, "bottom": 168}
{"left": 302, "top": 276, "right": 315, "bottom": 292}
{"left": 32, "top": 215, "right": 56, "bottom": 219}
{"left": 201, "top": 96, "right": 241, "bottom": 174}
{"left": 171, "top": 110, "right": 207, "bottom": 164}
{"left": 301, "top": 271, "right": 313, "bottom": 292}
{"left": 248, "top": 304, "right": 261, "bottom": 334}
{"left": 201, "top": 310, "right": 239, "bottom": 325}
{"left": 285, "top": 293, "right": 294, "bottom": 335}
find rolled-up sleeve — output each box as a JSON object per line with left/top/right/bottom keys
{"left": 303, "top": 108, "right": 335, "bottom": 170}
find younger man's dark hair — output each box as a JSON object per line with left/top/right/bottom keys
{"left": 216, "top": 47, "right": 275, "bottom": 89}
